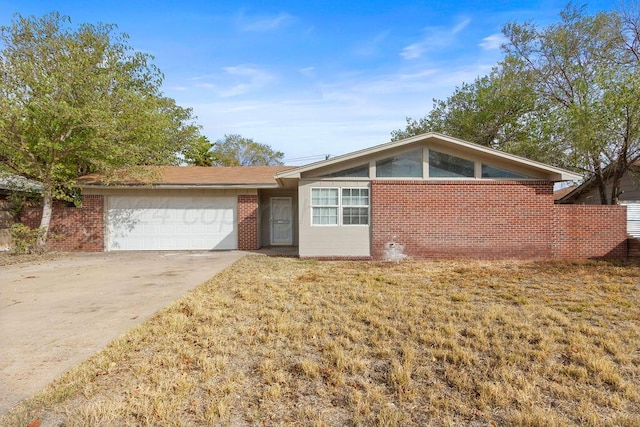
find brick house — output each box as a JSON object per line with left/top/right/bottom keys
{"left": 24, "top": 132, "right": 629, "bottom": 259}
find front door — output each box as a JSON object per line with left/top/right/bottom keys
{"left": 270, "top": 197, "right": 293, "bottom": 245}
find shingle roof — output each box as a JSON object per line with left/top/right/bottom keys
{"left": 553, "top": 185, "right": 578, "bottom": 201}
{"left": 78, "top": 166, "right": 294, "bottom": 186}
{"left": 0, "top": 174, "right": 43, "bottom": 192}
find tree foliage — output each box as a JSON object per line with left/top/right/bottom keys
{"left": 393, "top": 4, "right": 640, "bottom": 204}
{"left": 212, "top": 134, "right": 284, "bottom": 166}
{"left": 504, "top": 4, "right": 640, "bottom": 204}
{"left": 391, "top": 58, "right": 565, "bottom": 165}
{"left": 183, "top": 136, "right": 217, "bottom": 166}
{"left": 0, "top": 12, "right": 201, "bottom": 243}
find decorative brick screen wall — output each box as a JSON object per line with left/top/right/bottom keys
{"left": 371, "top": 180, "right": 627, "bottom": 260}
{"left": 21, "top": 195, "right": 104, "bottom": 252}
{"left": 553, "top": 205, "right": 628, "bottom": 258}
{"left": 237, "top": 194, "right": 259, "bottom": 250}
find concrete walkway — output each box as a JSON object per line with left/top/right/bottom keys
{"left": 0, "top": 251, "right": 246, "bottom": 415}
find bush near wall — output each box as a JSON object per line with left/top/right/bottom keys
{"left": 21, "top": 195, "right": 104, "bottom": 252}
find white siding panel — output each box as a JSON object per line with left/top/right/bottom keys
{"left": 299, "top": 180, "right": 371, "bottom": 257}
{"left": 107, "top": 195, "right": 237, "bottom": 250}
{"left": 621, "top": 202, "right": 640, "bottom": 238}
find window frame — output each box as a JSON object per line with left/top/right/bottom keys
{"left": 310, "top": 187, "right": 370, "bottom": 227}
{"left": 341, "top": 188, "right": 370, "bottom": 226}
{"left": 310, "top": 187, "right": 339, "bottom": 226}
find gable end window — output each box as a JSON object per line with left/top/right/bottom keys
{"left": 320, "top": 164, "right": 369, "bottom": 178}
{"left": 376, "top": 149, "right": 423, "bottom": 178}
{"left": 429, "top": 150, "right": 474, "bottom": 178}
{"left": 482, "top": 164, "right": 529, "bottom": 179}
{"left": 311, "top": 187, "right": 369, "bottom": 226}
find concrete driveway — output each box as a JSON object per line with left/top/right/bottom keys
{"left": 0, "top": 250, "right": 246, "bottom": 415}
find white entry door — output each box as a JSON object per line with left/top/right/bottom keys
{"left": 271, "top": 197, "right": 293, "bottom": 245}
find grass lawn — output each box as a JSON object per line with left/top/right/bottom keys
{"left": 2, "top": 255, "right": 640, "bottom": 426}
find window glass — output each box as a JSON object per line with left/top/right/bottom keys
{"left": 429, "top": 150, "right": 474, "bottom": 178}
{"left": 312, "top": 207, "right": 338, "bottom": 225}
{"left": 311, "top": 188, "right": 339, "bottom": 225}
{"left": 311, "top": 188, "right": 338, "bottom": 206}
{"left": 343, "top": 207, "right": 369, "bottom": 225}
{"left": 342, "top": 188, "right": 369, "bottom": 225}
{"left": 311, "top": 187, "right": 369, "bottom": 226}
{"left": 342, "top": 188, "right": 369, "bottom": 206}
{"left": 376, "top": 149, "right": 423, "bottom": 177}
{"left": 482, "top": 164, "right": 529, "bottom": 179}
{"left": 321, "top": 164, "right": 369, "bottom": 178}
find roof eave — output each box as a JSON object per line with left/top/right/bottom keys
{"left": 275, "top": 132, "right": 583, "bottom": 182}
{"left": 79, "top": 183, "right": 281, "bottom": 190}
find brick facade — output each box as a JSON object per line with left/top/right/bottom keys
{"left": 371, "top": 180, "right": 627, "bottom": 260}
{"left": 21, "top": 195, "right": 104, "bottom": 252}
{"left": 18, "top": 184, "right": 629, "bottom": 259}
{"left": 237, "top": 194, "right": 259, "bottom": 250}
{"left": 553, "top": 205, "right": 628, "bottom": 258}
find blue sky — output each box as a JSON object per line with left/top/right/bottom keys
{"left": 1, "top": 1, "right": 615, "bottom": 164}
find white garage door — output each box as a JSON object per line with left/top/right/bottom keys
{"left": 621, "top": 202, "right": 640, "bottom": 238}
{"left": 107, "top": 195, "right": 237, "bottom": 250}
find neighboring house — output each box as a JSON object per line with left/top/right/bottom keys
{"left": 556, "top": 163, "right": 640, "bottom": 239}
{"left": 29, "top": 133, "right": 629, "bottom": 259}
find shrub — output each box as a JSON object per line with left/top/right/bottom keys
{"left": 9, "top": 223, "right": 45, "bottom": 254}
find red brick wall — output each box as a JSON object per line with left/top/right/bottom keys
{"left": 371, "top": 180, "right": 627, "bottom": 260}
{"left": 21, "top": 195, "right": 104, "bottom": 252}
{"left": 237, "top": 194, "right": 259, "bottom": 250}
{"left": 553, "top": 205, "right": 628, "bottom": 258}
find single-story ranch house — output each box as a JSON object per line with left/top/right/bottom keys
{"left": 22, "top": 133, "right": 629, "bottom": 259}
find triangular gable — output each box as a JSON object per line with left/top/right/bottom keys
{"left": 276, "top": 132, "right": 582, "bottom": 182}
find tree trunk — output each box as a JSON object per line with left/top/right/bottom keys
{"left": 36, "top": 190, "right": 53, "bottom": 250}
{"left": 610, "top": 169, "right": 622, "bottom": 205}
{"left": 594, "top": 165, "right": 608, "bottom": 205}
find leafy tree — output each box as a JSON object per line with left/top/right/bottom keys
{"left": 0, "top": 12, "right": 201, "bottom": 246}
{"left": 183, "top": 136, "right": 217, "bottom": 166}
{"left": 391, "top": 58, "right": 565, "bottom": 165}
{"left": 212, "top": 134, "right": 284, "bottom": 166}
{"left": 503, "top": 4, "right": 640, "bottom": 204}
{"left": 394, "top": 4, "right": 640, "bottom": 204}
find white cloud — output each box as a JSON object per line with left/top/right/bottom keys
{"left": 298, "top": 66, "right": 316, "bottom": 77}
{"left": 239, "top": 12, "right": 295, "bottom": 32}
{"left": 180, "top": 61, "right": 495, "bottom": 163}
{"left": 400, "top": 42, "right": 426, "bottom": 60}
{"left": 354, "top": 30, "right": 390, "bottom": 56}
{"left": 400, "top": 18, "right": 472, "bottom": 60}
{"left": 451, "top": 18, "right": 471, "bottom": 34}
{"left": 192, "top": 65, "right": 275, "bottom": 97}
{"left": 479, "top": 33, "right": 507, "bottom": 50}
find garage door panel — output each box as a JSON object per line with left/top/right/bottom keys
{"left": 107, "top": 195, "right": 238, "bottom": 251}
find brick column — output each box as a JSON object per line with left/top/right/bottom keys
{"left": 237, "top": 194, "right": 259, "bottom": 250}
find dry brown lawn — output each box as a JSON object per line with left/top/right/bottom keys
{"left": 2, "top": 255, "right": 640, "bottom": 426}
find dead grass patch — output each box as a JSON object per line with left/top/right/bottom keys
{"left": 2, "top": 256, "right": 640, "bottom": 426}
